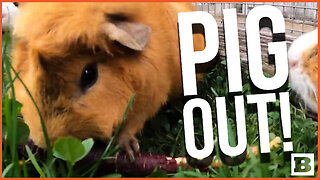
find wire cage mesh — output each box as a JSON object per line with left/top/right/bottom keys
{"left": 193, "top": 2, "right": 318, "bottom": 73}
{"left": 194, "top": 2, "right": 318, "bottom": 35}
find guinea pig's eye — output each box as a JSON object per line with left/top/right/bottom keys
{"left": 80, "top": 63, "right": 98, "bottom": 91}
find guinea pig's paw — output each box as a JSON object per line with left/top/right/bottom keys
{"left": 117, "top": 131, "right": 140, "bottom": 162}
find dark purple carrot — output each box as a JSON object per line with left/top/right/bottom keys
{"left": 17, "top": 137, "right": 280, "bottom": 176}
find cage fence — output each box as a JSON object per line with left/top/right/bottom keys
{"left": 193, "top": 2, "right": 318, "bottom": 74}
{"left": 194, "top": 2, "right": 317, "bottom": 35}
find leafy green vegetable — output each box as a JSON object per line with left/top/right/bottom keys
{"left": 53, "top": 137, "right": 93, "bottom": 165}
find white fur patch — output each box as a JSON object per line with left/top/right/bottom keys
{"left": 2, "top": 2, "right": 19, "bottom": 31}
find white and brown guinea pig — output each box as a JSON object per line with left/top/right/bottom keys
{"left": 288, "top": 29, "right": 318, "bottom": 113}
{"left": 12, "top": 3, "right": 205, "bottom": 160}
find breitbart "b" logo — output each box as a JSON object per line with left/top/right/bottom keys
{"left": 291, "top": 153, "right": 314, "bottom": 176}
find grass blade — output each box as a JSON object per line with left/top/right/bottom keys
{"left": 87, "top": 93, "right": 136, "bottom": 177}
{"left": 2, "top": 163, "right": 14, "bottom": 177}
{"left": 5, "top": 59, "right": 53, "bottom": 162}
{"left": 25, "top": 145, "right": 46, "bottom": 178}
{"left": 2, "top": 29, "right": 20, "bottom": 177}
{"left": 22, "top": 158, "right": 29, "bottom": 177}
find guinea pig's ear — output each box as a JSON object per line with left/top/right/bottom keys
{"left": 102, "top": 20, "right": 151, "bottom": 51}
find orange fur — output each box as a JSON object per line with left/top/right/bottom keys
{"left": 302, "top": 44, "right": 318, "bottom": 89}
{"left": 12, "top": 3, "right": 205, "bottom": 148}
{"left": 302, "top": 44, "right": 318, "bottom": 102}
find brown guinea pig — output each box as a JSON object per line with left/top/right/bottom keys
{"left": 12, "top": 3, "right": 205, "bottom": 159}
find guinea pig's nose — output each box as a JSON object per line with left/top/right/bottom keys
{"left": 289, "top": 61, "right": 298, "bottom": 69}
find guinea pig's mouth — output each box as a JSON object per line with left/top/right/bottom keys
{"left": 290, "top": 92, "right": 318, "bottom": 120}
{"left": 308, "top": 89, "right": 318, "bottom": 103}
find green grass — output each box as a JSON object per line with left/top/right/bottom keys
{"left": 2, "top": 30, "right": 318, "bottom": 177}
{"left": 139, "top": 60, "right": 318, "bottom": 178}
